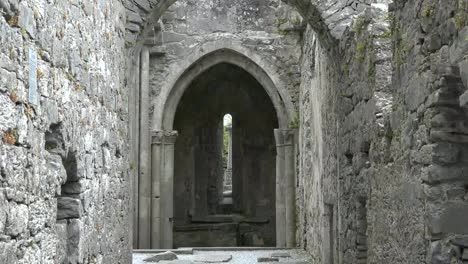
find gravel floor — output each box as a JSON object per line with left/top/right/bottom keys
{"left": 133, "top": 249, "right": 313, "bottom": 264}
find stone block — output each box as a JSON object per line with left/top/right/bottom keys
{"left": 192, "top": 254, "right": 232, "bottom": 263}
{"left": 126, "top": 22, "right": 141, "bottom": 33}
{"left": 57, "top": 197, "right": 82, "bottom": 220}
{"left": 429, "top": 203, "right": 468, "bottom": 235}
{"left": 28, "top": 200, "right": 51, "bottom": 236}
{"left": 144, "top": 251, "right": 178, "bottom": 262}
{"left": 449, "top": 27, "right": 468, "bottom": 65}
{"left": 18, "top": 2, "right": 35, "bottom": 38}
{"left": 126, "top": 10, "right": 143, "bottom": 24}
{"left": 271, "top": 252, "right": 291, "bottom": 258}
{"left": 258, "top": 257, "right": 279, "bottom": 262}
{"left": 430, "top": 130, "right": 468, "bottom": 144}
{"left": 159, "top": 32, "right": 187, "bottom": 45}
{"left": 6, "top": 203, "right": 28, "bottom": 236}
{"left": 67, "top": 219, "right": 84, "bottom": 264}
{"left": 158, "top": 261, "right": 193, "bottom": 264}
{"left": 459, "top": 58, "right": 468, "bottom": 89}
{"left": 0, "top": 191, "right": 7, "bottom": 235}
{"left": 422, "top": 165, "right": 468, "bottom": 184}
{"left": 133, "top": 0, "right": 151, "bottom": 12}
{"left": 432, "top": 143, "right": 460, "bottom": 164}
{"left": 452, "top": 237, "right": 468, "bottom": 247}
{"left": 0, "top": 241, "right": 18, "bottom": 264}
{"left": 430, "top": 240, "right": 451, "bottom": 264}
{"left": 62, "top": 182, "right": 83, "bottom": 195}
{"left": 414, "top": 143, "right": 460, "bottom": 165}
{"left": 411, "top": 146, "right": 432, "bottom": 165}
{"left": 460, "top": 90, "right": 468, "bottom": 108}
{"left": 262, "top": 261, "right": 309, "bottom": 264}
{"left": 55, "top": 220, "right": 68, "bottom": 264}
{"left": 463, "top": 249, "right": 468, "bottom": 260}
{"left": 425, "top": 89, "right": 459, "bottom": 108}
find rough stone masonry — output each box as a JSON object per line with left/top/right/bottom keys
{"left": 0, "top": 0, "right": 467, "bottom": 264}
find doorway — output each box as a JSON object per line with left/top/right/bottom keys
{"left": 172, "top": 63, "right": 278, "bottom": 247}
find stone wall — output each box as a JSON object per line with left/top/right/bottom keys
{"left": 296, "top": 1, "right": 395, "bottom": 263}
{"left": 0, "top": 0, "right": 132, "bottom": 263}
{"left": 148, "top": 0, "right": 304, "bottom": 127}
{"left": 296, "top": 26, "right": 339, "bottom": 263}
{"left": 391, "top": 0, "right": 468, "bottom": 262}
{"left": 0, "top": 0, "right": 467, "bottom": 262}
{"left": 297, "top": 0, "right": 468, "bottom": 263}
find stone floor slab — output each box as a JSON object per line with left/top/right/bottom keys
{"left": 192, "top": 254, "right": 232, "bottom": 262}
{"left": 133, "top": 249, "right": 312, "bottom": 264}
{"left": 158, "top": 261, "right": 194, "bottom": 264}
{"left": 271, "top": 252, "right": 291, "bottom": 258}
{"left": 144, "top": 251, "right": 178, "bottom": 262}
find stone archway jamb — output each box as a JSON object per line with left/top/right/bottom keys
{"left": 138, "top": 47, "right": 152, "bottom": 249}
{"left": 274, "top": 128, "right": 298, "bottom": 248}
{"left": 138, "top": 48, "right": 297, "bottom": 249}
{"left": 151, "top": 130, "right": 178, "bottom": 249}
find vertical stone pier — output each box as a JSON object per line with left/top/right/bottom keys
{"left": 138, "top": 47, "right": 151, "bottom": 249}
{"left": 274, "top": 129, "right": 297, "bottom": 248}
{"left": 151, "top": 131, "right": 178, "bottom": 249}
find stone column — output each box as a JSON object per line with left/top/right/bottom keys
{"left": 274, "top": 129, "right": 297, "bottom": 248}
{"left": 138, "top": 47, "right": 151, "bottom": 249}
{"left": 150, "top": 132, "right": 162, "bottom": 249}
{"left": 274, "top": 129, "right": 287, "bottom": 247}
{"left": 152, "top": 131, "right": 178, "bottom": 249}
{"left": 284, "top": 129, "right": 297, "bottom": 248}
{"left": 128, "top": 46, "right": 141, "bottom": 249}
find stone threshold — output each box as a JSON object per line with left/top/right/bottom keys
{"left": 133, "top": 247, "right": 298, "bottom": 254}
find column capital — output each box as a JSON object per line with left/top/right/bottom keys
{"left": 274, "top": 129, "right": 297, "bottom": 146}
{"left": 152, "top": 130, "right": 179, "bottom": 144}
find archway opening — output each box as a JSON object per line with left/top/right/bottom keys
{"left": 220, "top": 114, "right": 233, "bottom": 213}
{"left": 172, "top": 63, "right": 278, "bottom": 247}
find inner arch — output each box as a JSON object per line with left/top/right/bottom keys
{"left": 173, "top": 63, "right": 278, "bottom": 247}
{"left": 161, "top": 49, "right": 292, "bottom": 130}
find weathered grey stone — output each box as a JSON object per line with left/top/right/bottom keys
{"left": 55, "top": 220, "right": 68, "bottom": 264}
{"left": 17, "top": 2, "right": 35, "bottom": 38}
{"left": 258, "top": 257, "right": 279, "bottom": 262}
{"left": 5, "top": 203, "right": 28, "bottom": 236}
{"left": 271, "top": 252, "right": 291, "bottom": 258}
{"left": 133, "top": 0, "right": 151, "bottom": 12}
{"left": 56, "top": 197, "right": 83, "bottom": 220}
{"left": 192, "top": 254, "right": 232, "bottom": 263}
{"left": 262, "top": 261, "right": 309, "bottom": 264}
{"left": 0, "top": 0, "right": 467, "bottom": 263}
{"left": 0, "top": 192, "right": 7, "bottom": 235}
{"left": 0, "top": 241, "right": 17, "bottom": 264}
{"left": 61, "top": 182, "right": 83, "bottom": 194}
{"left": 422, "top": 165, "right": 468, "bottom": 184}
{"left": 0, "top": 0, "right": 131, "bottom": 262}
{"left": 429, "top": 203, "right": 468, "bottom": 237}
{"left": 462, "top": 249, "right": 468, "bottom": 260}
{"left": 158, "top": 261, "right": 193, "bottom": 264}
{"left": 144, "top": 251, "right": 178, "bottom": 262}
{"left": 127, "top": 10, "right": 144, "bottom": 24}
{"left": 452, "top": 237, "right": 468, "bottom": 247}
{"left": 460, "top": 90, "right": 468, "bottom": 107}
{"left": 67, "top": 219, "right": 84, "bottom": 264}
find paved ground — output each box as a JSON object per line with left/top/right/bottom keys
{"left": 133, "top": 248, "right": 313, "bottom": 264}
